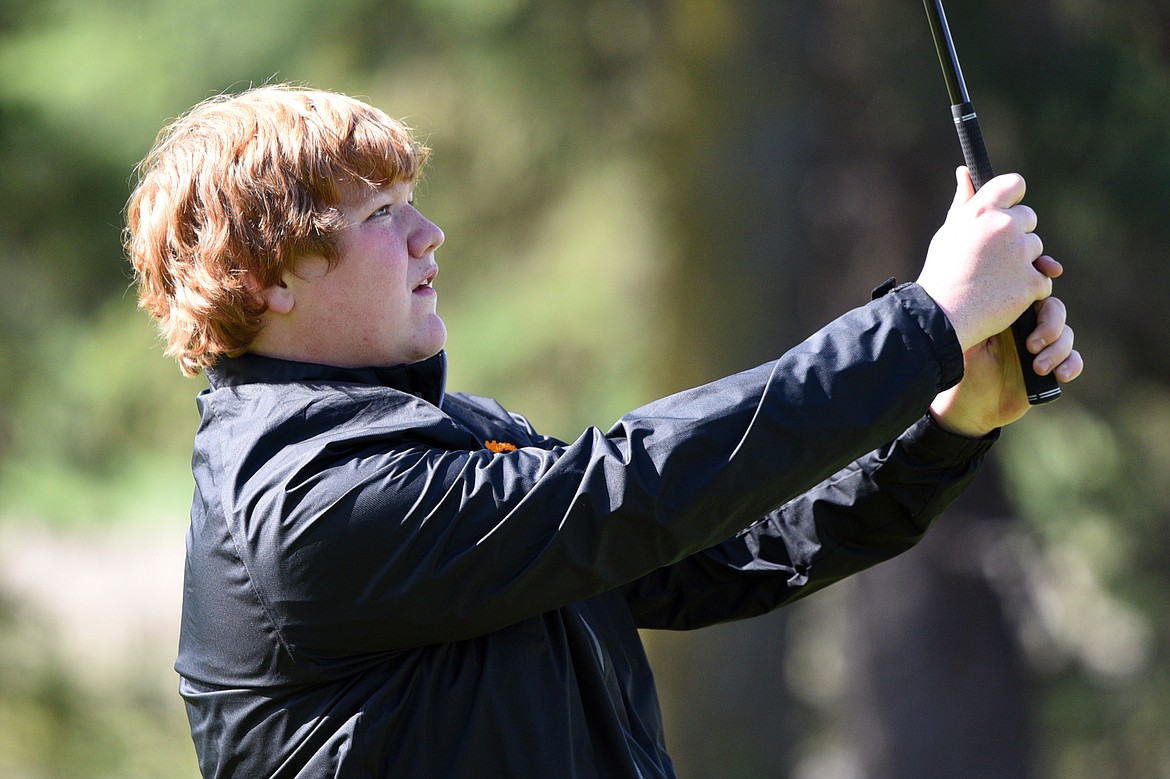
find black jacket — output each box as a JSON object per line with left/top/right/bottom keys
{"left": 178, "top": 283, "right": 995, "bottom": 777}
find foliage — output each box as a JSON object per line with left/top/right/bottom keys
{"left": 1, "top": 0, "right": 1169, "bottom": 776}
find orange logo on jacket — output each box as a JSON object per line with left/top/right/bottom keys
{"left": 484, "top": 440, "right": 518, "bottom": 453}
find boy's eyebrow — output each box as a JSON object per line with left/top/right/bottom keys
{"left": 337, "top": 183, "right": 416, "bottom": 220}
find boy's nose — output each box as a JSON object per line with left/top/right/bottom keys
{"left": 409, "top": 211, "right": 444, "bottom": 258}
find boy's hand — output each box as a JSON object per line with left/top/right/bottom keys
{"left": 916, "top": 168, "right": 1053, "bottom": 352}
{"left": 918, "top": 167, "right": 1083, "bottom": 437}
{"left": 930, "top": 295, "right": 1082, "bottom": 437}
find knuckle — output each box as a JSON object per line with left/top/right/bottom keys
{"left": 1029, "top": 231, "right": 1044, "bottom": 253}
{"left": 1033, "top": 273, "right": 1053, "bottom": 298}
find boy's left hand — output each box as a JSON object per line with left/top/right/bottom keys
{"left": 930, "top": 288, "right": 1083, "bottom": 438}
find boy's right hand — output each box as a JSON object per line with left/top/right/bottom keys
{"left": 916, "top": 167, "right": 1056, "bottom": 352}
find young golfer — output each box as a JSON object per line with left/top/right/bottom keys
{"left": 125, "top": 85, "right": 1080, "bottom": 778}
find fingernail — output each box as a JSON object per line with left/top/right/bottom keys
{"left": 1036, "top": 358, "right": 1052, "bottom": 375}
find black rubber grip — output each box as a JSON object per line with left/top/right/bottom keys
{"left": 1010, "top": 305, "right": 1063, "bottom": 405}
{"left": 951, "top": 102, "right": 996, "bottom": 190}
{"left": 951, "top": 101, "right": 1061, "bottom": 405}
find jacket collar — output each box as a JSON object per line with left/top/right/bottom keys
{"left": 207, "top": 351, "right": 448, "bottom": 408}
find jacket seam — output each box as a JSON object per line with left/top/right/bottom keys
{"left": 206, "top": 396, "right": 310, "bottom": 677}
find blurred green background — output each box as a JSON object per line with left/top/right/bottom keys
{"left": 1, "top": 0, "right": 1167, "bottom": 777}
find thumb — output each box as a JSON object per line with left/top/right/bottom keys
{"left": 950, "top": 166, "right": 977, "bottom": 211}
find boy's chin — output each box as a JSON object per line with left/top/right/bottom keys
{"left": 407, "top": 324, "right": 448, "bottom": 364}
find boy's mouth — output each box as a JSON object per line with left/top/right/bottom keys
{"left": 414, "top": 267, "right": 438, "bottom": 292}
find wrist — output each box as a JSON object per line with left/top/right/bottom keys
{"left": 929, "top": 393, "right": 997, "bottom": 439}
{"left": 914, "top": 278, "right": 979, "bottom": 353}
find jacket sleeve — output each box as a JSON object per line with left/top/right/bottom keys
{"left": 222, "top": 284, "right": 965, "bottom": 660}
{"left": 620, "top": 414, "right": 997, "bottom": 630}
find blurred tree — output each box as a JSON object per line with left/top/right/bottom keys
{"left": 844, "top": 471, "right": 1034, "bottom": 779}
{"left": 640, "top": 0, "right": 1170, "bottom": 776}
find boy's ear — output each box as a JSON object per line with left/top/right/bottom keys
{"left": 241, "top": 271, "right": 294, "bottom": 315}
{"left": 263, "top": 279, "right": 295, "bottom": 315}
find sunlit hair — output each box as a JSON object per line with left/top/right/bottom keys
{"left": 124, "top": 84, "right": 430, "bottom": 376}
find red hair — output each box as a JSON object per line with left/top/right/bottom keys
{"left": 124, "top": 85, "right": 429, "bottom": 375}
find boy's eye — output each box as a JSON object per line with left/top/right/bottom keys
{"left": 368, "top": 193, "right": 414, "bottom": 220}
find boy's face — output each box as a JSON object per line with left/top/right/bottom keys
{"left": 272, "top": 180, "right": 447, "bottom": 368}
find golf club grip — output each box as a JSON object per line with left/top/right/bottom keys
{"left": 952, "top": 103, "right": 1062, "bottom": 405}
{"left": 951, "top": 102, "right": 995, "bottom": 190}
{"left": 1010, "top": 305, "right": 1061, "bottom": 405}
